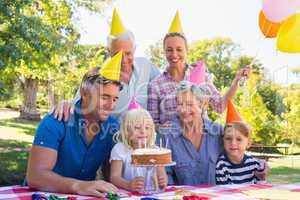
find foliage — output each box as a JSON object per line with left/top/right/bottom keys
{"left": 188, "top": 37, "right": 237, "bottom": 89}
{"left": 257, "top": 81, "right": 286, "bottom": 117}
{"left": 0, "top": 0, "right": 110, "bottom": 115}
{"left": 0, "top": 0, "right": 79, "bottom": 75}
{"left": 146, "top": 40, "right": 166, "bottom": 69}
{"left": 283, "top": 84, "right": 300, "bottom": 145}
{"left": 0, "top": 0, "right": 81, "bottom": 118}
{"left": 50, "top": 44, "right": 108, "bottom": 104}
{"left": 188, "top": 37, "right": 264, "bottom": 89}
{"left": 233, "top": 74, "right": 284, "bottom": 145}
{"left": 292, "top": 66, "right": 300, "bottom": 74}
{"left": 73, "top": 0, "right": 113, "bottom": 12}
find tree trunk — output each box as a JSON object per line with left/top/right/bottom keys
{"left": 47, "top": 80, "right": 55, "bottom": 109}
{"left": 20, "top": 78, "right": 41, "bottom": 121}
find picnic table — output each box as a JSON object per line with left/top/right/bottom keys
{"left": 248, "top": 144, "right": 290, "bottom": 161}
{"left": 1, "top": 183, "right": 300, "bottom": 200}
{"left": 249, "top": 144, "right": 290, "bottom": 155}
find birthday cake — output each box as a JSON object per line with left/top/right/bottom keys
{"left": 131, "top": 148, "right": 172, "bottom": 165}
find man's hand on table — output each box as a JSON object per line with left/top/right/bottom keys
{"left": 71, "top": 180, "right": 118, "bottom": 197}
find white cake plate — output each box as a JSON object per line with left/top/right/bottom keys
{"left": 132, "top": 161, "right": 176, "bottom": 167}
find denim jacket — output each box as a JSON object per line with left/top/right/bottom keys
{"left": 159, "top": 117, "right": 223, "bottom": 185}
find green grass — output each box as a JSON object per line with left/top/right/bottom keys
{"left": 0, "top": 139, "right": 31, "bottom": 186}
{"left": 0, "top": 117, "right": 36, "bottom": 186}
{"left": 0, "top": 118, "right": 38, "bottom": 137}
{"left": 269, "top": 167, "right": 300, "bottom": 183}
{"left": 271, "top": 166, "right": 300, "bottom": 175}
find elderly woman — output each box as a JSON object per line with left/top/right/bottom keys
{"left": 160, "top": 81, "right": 269, "bottom": 185}
{"left": 159, "top": 81, "right": 223, "bottom": 185}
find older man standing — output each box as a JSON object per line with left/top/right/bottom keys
{"left": 54, "top": 8, "right": 160, "bottom": 120}
{"left": 26, "top": 52, "right": 123, "bottom": 197}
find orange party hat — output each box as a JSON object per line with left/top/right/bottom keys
{"left": 226, "top": 100, "right": 243, "bottom": 123}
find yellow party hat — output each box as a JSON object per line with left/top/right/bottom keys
{"left": 99, "top": 51, "right": 122, "bottom": 81}
{"left": 110, "top": 8, "right": 126, "bottom": 36}
{"left": 168, "top": 10, "right": 184, "bottom": 33}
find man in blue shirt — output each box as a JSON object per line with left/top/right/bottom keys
{"left": 26, "top": 70, "right": 123, "bottom": 197}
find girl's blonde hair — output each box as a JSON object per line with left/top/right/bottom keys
{"left": 114, "top": 108, "right": 156, "bottom": 149}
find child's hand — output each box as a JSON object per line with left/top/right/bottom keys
{"left": 255, "top": 160, "right": 269, "bottom": 180}
{"left": 129, "top": 176, "right": 144, "bottom": 192}
{"left": 157, "top": 174, "right": 168, "bottom": 189}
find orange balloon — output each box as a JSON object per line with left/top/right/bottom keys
{"left": 259, "top": 10, "right": 282, "bottom": 38}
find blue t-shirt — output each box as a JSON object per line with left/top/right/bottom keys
{"left": 33, "top": 101, "right": 119, "bottom": 180}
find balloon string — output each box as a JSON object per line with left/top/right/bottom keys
{"left": 239, "top": 11, "right": 271, "bottom": 106}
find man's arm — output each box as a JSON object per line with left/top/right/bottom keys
{"left": 26, "top": 146, "right": 79, "bottom": 193}
{"left": 101, "top": 158, "right": 111, "bottom": 181}
{"left": 27, "top": 146, "right": 118, "bottom": 196}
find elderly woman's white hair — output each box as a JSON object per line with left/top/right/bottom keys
{"left": 176, "top": 81, "right": 212, "bottom": 118}
{"left": 107, "top": 30, "right": 136, "bottom": 52}
{"left": 176, "top": 81, "right": 212, "bottom": 100}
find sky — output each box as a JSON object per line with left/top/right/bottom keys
{"left": 74, "top": 0, "right": 300, "bottom": 86}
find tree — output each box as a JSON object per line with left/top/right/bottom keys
{"left": 74, "top": 0, "right": 113, "bottom": 12}
{"left": 0, "top": 0, "right": 111, "bottom": 120}
{"left": 236, "top": 74, "right": 284, "bottom": 145}
{"left": 0, "top": 0, "right": 80, "bottom": 120}
{"left": 146, "top": 40, "right": 166, "bottom": 69}
{"left": 292, "top": 66, "right": 300, "bottom": 75}
{"left": 282, "top": 85, "right": 300, "bottom": 145}
{"left": 257, "top": 81, "right": 286, "bottom": 117}
{"left": 188, "top": 37, "right": 238, "bottom": 89}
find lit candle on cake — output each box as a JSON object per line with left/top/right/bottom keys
{"left": 165, "top": 138, "right": 169, "bottom": 149}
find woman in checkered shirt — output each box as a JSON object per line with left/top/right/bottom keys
{"left": 147, "top": 32, "right": 250, "bottom": 127}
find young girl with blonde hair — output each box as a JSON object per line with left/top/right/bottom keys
{"left": 110, "top": 108, "right": 168, "bottom": 192}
